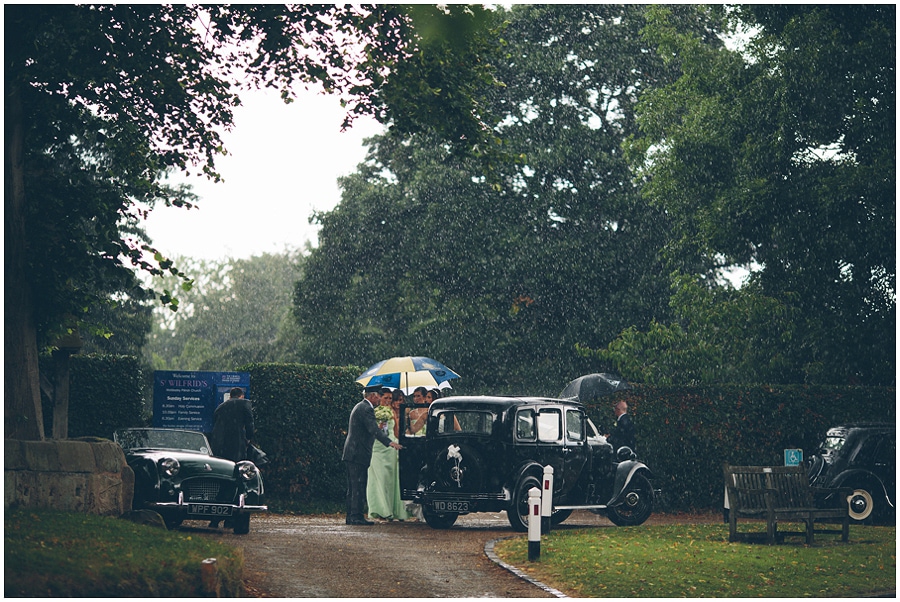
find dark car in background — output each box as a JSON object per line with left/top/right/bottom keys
{"left": 114, "top": 428, "right": 266, "bottom": 534}
{"left": 807, "top": 422, "right": 895, "bottom": 524}
{"left": 399, "top": 396, "right": 654, "bottom": 531}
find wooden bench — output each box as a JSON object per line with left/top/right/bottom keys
{"left": 724, "top": 464, "right": 851, "bottom": 544}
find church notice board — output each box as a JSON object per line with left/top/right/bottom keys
{"left": 153, "top": 370, "right": 250, "bottom": 432}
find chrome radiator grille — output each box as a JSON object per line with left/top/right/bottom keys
{"left": 186, "top": 478, "right": 226, "bottom": 502}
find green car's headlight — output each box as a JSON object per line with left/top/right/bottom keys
{"left": 158, "top": 457, "right": 180, "bottom": 477}
{"left": 236, "top": 461, "right": 258, "bottom": 481}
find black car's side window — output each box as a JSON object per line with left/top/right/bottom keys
{"left": 537, "top": 409, "right": 562, "bottom": 442}
{"left": 516, "top": 409, "right": 536, "bottom": 440}
{"left": 855, "top": 434, "right": 885, "bottom": 465}
{"left": 565, "top": 409, "right": 584, "bottom": 442}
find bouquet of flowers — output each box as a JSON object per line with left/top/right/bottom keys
{"left": 374, "top": 405, "right": 393, "bottom": 433}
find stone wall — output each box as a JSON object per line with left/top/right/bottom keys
{"left": 4, "top": 438, "right": 134, "bottom": 516}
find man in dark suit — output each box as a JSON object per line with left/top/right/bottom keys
{"left": 606, "top": 399, "right": 636, "bottom": 453}
{"left": 210, "top": 387, "right": 254, "bottom": 462}
{"left": 208, "top": 386, "right": 255, "bottom": 529}
{"left": 343, "top": 385, "right": 402, "bottom": 525}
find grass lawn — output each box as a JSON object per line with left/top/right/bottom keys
{"left": 4, "top": 508, "right": 244, "bottom": 597}
{"left": 493, "top": 522, "right": 896, "bottom": 597}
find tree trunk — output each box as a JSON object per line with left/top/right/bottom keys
{"left": 5, "top": 83, "right": 45, "bottom": 440}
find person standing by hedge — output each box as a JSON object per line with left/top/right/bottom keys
{"left": 606, "top": 399, "right": 636, "bottom": 453}
{"left": 208, "top": 387, "right": 254, "bottom": 529}
{"left": 210, "top": 387, "right": 254, "bottom": 462}
{"left": 343, "top": 385, "right": 402, "bottom": 525}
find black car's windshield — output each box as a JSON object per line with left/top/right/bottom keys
{"left": 114, "top": 428, "right": 210, "bottom": 454}
{"left": 822, "top": 435, "right": 846, "bottom": 452}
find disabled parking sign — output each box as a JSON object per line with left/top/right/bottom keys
{"left": 784, "top": 448, "right": 803, "bottom": 466}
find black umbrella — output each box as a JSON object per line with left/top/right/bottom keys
{"left": 559, "top": 373, "right": 631, "bottom": 404}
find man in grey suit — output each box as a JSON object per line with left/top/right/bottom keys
{"left": 343, "top": 385, "right": 402, "bottom": 525}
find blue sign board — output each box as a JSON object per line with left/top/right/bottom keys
{"left": 153, "top": 371, "right": 250, "bottom": 432}
{"left": 784, "top": 448, "right": 803, "bottom": 466}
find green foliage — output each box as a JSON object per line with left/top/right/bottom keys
{"left": 40, "top": 355, "right": 147, "bottom": 438}
{"left": 146, "top": 252, "right": 306, "bottom": 370}
{"left": 291, "top": 5, "right": 721, "bottom": 394}
{"left": 587, "top": 274, "right": 800, "bottom": 384}
{"left": 495, "top": 523, "right": 896, "bottom": 597}
{"left": 241, "top": 363, "right": 365, "bottom": 504}
{"left": 4, "top": 508, "right": 243, "bottom": 597}
{"left": 631, "top": 5, "right": 895, "bottom": 385}
{"left": 584, "top": 385, "right": 895, "bottom": 511}
{"left": 6, "top": 3, "right": 499, "bottom": 439}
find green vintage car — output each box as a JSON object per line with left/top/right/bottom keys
{"left": 114, "top": 427, "right": 266, "bottom": 534}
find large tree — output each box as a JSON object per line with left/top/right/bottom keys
{"left": 292, "top": 5, "right": 721, "bottom": 394}
{"left": 620, "top": 5, "right": 895, "bottom": 385}
{"left": 5, "top": 4, "right": 496, "bottom": 439}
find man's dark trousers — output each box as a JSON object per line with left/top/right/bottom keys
{"left": 345, "top": 460, "right": 369, "bottom": 523}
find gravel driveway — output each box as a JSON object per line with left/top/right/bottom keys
{"left": 191, "top": 510, "right": 720, "bottom": 597}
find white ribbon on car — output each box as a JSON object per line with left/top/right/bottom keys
{"left": 447, "top": 444, "right": 463, "bottom": 487}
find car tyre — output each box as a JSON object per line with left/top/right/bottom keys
{"left": 422, "top": 506, "right": 458, "bottom": 529}
{"left": 550, "top": 508, "right": 573, "bottom": 526}
{"left": 606, "top": 473, "right": 653, "bottom": 526}
{"left": 233, "top": 513, "right": 251, "bottom": 535}
{"left": 508, "top": 474, "right": 541, "bottom": 532}
{"left": 845, "top": 483, "right": 881, "bottom": 523}
{"left": 161, "top": 513, "right": 183, "bottom": 530}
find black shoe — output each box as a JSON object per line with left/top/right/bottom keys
{"left": 347, "top": 519, "right": 374, "bottom": 525}
{"left": 208, "top": 520, "right": 221, "bottom": 528}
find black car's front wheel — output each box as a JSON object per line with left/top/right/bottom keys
{"left": 845, "top": 482, "right": 885, "bottom": 523}
{"left": 606, "top": 473, "right": 653, "bottom": 527}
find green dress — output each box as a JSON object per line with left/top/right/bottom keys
{"left": 366, "top": 418, "right": 409, "bottom": 520}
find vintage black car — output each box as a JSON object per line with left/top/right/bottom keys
{"left": 807, "top": 422, "right": 895, "bottom": 524}
{"left": 114, "top": 428, "right": 267, "bottom": 534}
{"left": 399, "top": 396, "right": 653, "bottom": 531}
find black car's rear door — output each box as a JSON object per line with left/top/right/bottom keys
{"left": 398, "top": 403, "right": 428, "bottom": 497}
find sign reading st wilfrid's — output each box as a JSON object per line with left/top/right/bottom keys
{"left": 153, "top": 370, "right": 250, "bottom": 432}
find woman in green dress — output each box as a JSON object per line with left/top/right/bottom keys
{"left": 366, "top": 389, "right": 409, "bottom": 521}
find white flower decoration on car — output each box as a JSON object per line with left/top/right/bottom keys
{"left": 447, "top": 445, "right": 464, "bottom": 487}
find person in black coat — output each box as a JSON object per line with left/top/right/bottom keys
{"left": 342, "top": 385, "right": 402, "bottom": 525}
{"left": 606, "top": 399, "right": 636, "bottom": 453}
{"left": 210, "top": 387, "right": 254, "bottom": 462}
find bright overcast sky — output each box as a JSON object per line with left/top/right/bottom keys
{"left": 143, "top": 88, "right": 383, "bottom": 261}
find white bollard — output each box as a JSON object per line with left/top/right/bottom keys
{"left": 200, "top": 558, "right": 219, "bottom": 596}
{"left": 528, "top": 486, "right": 542, "bottom": 561}
{"left": 541, "top": 465, "right": 554, "bottom": 534}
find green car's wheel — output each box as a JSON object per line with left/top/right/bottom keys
{"left": 233, "top": 513, "right": 251, "bottom": 535}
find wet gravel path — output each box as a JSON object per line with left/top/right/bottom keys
{"left": 189, "top": 510, "right": 721, "bottom": 597}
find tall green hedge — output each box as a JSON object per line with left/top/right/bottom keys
{"left": 241, "top": 363, "right": 365, "bottom": 506}
{"left": 46, "top": 357, "right": 894, "bottom": 513}
{"left": 40, "top": 354, "right": 147, "bottom": 438}
{"left": 583, "top": 385, "right": 895, "bottom": 511}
